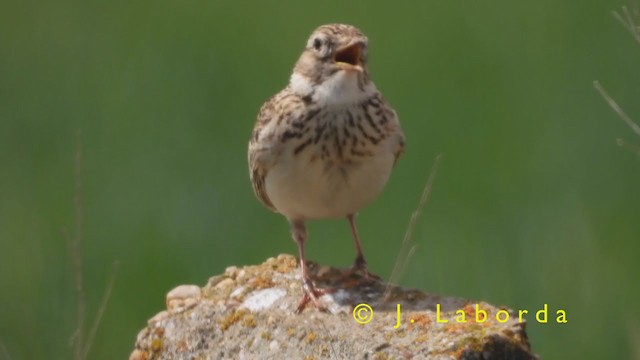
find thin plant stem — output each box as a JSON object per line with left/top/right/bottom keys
{"left": 384, "top": 154, "right": 443, "bottom": 301}
{"left": 612, "top": 6, "right": 640, "bottom": 44}
{"left": 593, "top": 81, "right": 640, "bottom": 137}
{"left": 83, "top": 261, "right": 119, "bottom": 358}
{"left": 0, "top": 339, "right": 13, "bottom": 360}
{"left": 71, "top": 129, "right": 85, "bottom": 360}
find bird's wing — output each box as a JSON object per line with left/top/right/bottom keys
{"left": 393, "top": 130, "right": 405, "bottom": 167}
{"left": 380, "top": 100, "right": 405, "bottom": 167}
{"left": 248, "top": 88, "right": 302, "bottom": 212}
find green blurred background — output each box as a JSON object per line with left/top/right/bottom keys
{"left": 1, "top": 0, "right": 639, "bottom": 358}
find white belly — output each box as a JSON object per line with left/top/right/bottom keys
{"left": 265, "top": 146, "right": 395, "bottom": 220}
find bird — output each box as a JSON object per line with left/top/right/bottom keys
{"left": 248, "top": 23, "right": 405, "bottom": 312}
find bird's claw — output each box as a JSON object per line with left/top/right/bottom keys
{"left": 295, "top": 278, "right": 332, "bottom": 313}
{"left": 341, "top": 258, "right": 382, "bottom": 282}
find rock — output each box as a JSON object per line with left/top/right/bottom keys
{"left": 165, "top": 285, "right": 201, "bottom": 312}
{"left": 130, "top": 254, "right": 538, "bottom": 359}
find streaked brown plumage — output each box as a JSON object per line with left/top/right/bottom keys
{"left": 248, "top": 24, "right": 405, "bottom": 312}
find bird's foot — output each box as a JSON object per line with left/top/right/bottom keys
{"left": 341, "top": 257, "right": 382, "bottom": 282}
{"left": 295, "top": 278, "right": 333, "bottom": 313}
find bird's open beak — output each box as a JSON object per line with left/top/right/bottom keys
{"left": 334, "top": 42, "right": 364, "bottom": 72}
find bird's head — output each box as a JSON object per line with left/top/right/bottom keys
{"left": 290, "top": 24, "right": 374, "bottom": 103}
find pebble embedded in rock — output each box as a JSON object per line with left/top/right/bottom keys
{"left": 165, "top": 284, "right": 201, "bottom": 311}
{"left": 241, "top": 288, "right": 287, "bottom": 311}
{"left": 269, "top": 340, "right": 280, "bottom": 351}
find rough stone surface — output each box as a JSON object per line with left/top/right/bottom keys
{"left": 131, "top": 254, "right": 538, "bottom": 360}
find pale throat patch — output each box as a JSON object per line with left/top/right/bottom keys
{"left": 290, "top": 71, "right": 374, "bottom": 105}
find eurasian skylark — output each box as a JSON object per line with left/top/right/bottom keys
{"left": 248, "top": 24, "right": 405, "bottom": 312}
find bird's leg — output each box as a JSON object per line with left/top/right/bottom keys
{"left": 290, "top": 219, "right": 328, "bottom": 313}
{"left": 345, "top": 214, "right": 381, "bottom": 281}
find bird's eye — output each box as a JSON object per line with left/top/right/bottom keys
{"left": 312, "top": 38, "right": 323, "bottom": 50}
